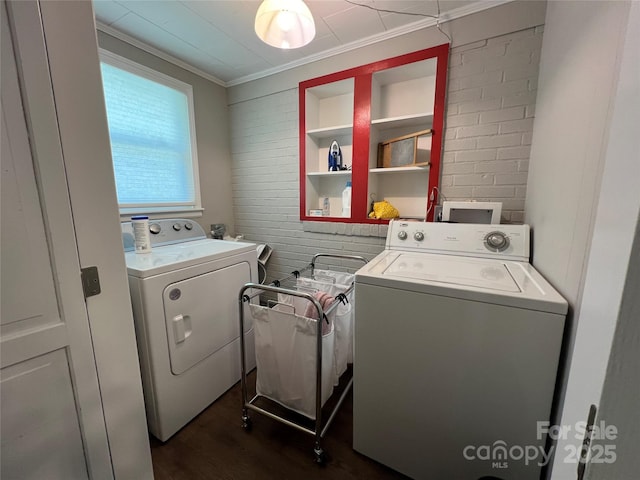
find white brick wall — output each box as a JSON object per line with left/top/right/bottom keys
{"left": 229, "top": 26, "right": 543, "bottom": 280}
{"left": 229, "top": 90, "right": 385, "bottom": 283}
{"left": 442, "top": 25, "right": 543, "bottom": 223}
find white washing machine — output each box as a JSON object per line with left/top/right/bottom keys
{"left": 122, "top": 219, "right": 257, "bottom": 441}
{"left": 353, "top": 220, "right": 567, "bottom": 480}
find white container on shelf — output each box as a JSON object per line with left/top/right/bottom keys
{"left": 320, "top": 196, "right": 330, "bottom": 216}
{"left": 342, "top": 181, "right": 352, "bottom": 217}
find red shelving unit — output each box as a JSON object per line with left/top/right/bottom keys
{"left": 299, "top": 43, "right": 449, "bottom": 223}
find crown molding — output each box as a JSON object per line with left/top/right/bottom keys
{"left": 96, "top": 22, "right": 226, "bottom": 87}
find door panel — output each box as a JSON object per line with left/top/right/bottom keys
{"left": 0, "top": 4, "right": 61, "bottom": 353}
{"left": 1, "top": 350, "right": 87, "bottom": 480}
{"left": 163, "top": 262, "right": 251, "bottom": 374}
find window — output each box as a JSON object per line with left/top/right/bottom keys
{"left": 99, "top": 50, "right": 201, "bottom": 216}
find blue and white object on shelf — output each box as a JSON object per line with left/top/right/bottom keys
{"left": 328, "top": 139, "right": 342, "bottom": 171}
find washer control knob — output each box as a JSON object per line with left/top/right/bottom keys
{"left": 184, "top": 222, "right": 193, "bottom": 230}
{"left": 484, "top": 231, "right": 509, "bottom": 251}
{"left": 414, "top": 231, "right": 425, "bottom": 242}
{"left": 173, "top": 223, "right": 182, "bottom": 231}
{"left": 149, "top": 223, "right": 161, "bottom": 235}
{"left": 397, "top": 231, "right": 408, "bottom": 240}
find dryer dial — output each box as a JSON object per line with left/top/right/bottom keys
{"left": 398, "top": 231, "right": 408, "bottom": 240}
{"left": 414, "top": 231, "right": 425, "bottom": 242}
{"left": 149, "top": 223, "right": 161, "bottom": 235}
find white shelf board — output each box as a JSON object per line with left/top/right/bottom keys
{"left": 307, "top": 170, "right": 353, "bottom": 177}
{"left": 369, "top": 165, "right": 429, "bottom": 173}
{"left": 371, "top": 113, "right": 434, "bottom": 130}
{"left": 307, "top": 124, "right": 353, "bottom": 140}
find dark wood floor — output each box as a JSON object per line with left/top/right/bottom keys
{"left": 150, "top": 371, "right": 409, "bottom": 480}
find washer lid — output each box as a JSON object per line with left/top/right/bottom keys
{"left": 385, "top": 253, "right": 520, "bottom": 292}
{"left": 125, "top": 239, "right": 256, "bottom": 278}
{"left": 356, "top": 250, "right": 568, "bottom": 315}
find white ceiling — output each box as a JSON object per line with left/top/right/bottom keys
{"left": 93, "top": 0, "right": 495, "bottom": 86}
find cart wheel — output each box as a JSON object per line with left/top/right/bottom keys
{"left": 313, "top": 446, "right": 326, "bottom": 465}
{"left": 241, "top": 415, "right": 252, "bottom": 431}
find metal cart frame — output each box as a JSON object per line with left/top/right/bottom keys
{"left": 238, "top": 253, "right": 367, "bottom": 463}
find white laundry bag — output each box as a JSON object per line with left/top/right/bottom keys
{"left": 313, "top": 269, "right": 354, "bottom": 287}
{"left": 250, "top": 303, "right": 335, "bottom": 419}
{"left": 298, "top": 269, "right": 355, "bottom": 379}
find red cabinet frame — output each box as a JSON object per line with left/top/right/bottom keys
{"left": 299, "top": 43, "right": 449, "bottom": 223}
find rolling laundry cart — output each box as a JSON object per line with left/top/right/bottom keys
{"left": 238, "top": 254, "right": 367, "bottom": 464}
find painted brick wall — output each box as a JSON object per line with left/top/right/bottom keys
{"left": 230, "top": 26, "right": 543, "bottom": 281}
{"left": 229, "top": 90, "right": 384, "bottom": 283}
{"left": 442, "top": 26, "right": 543, "bottom": 223}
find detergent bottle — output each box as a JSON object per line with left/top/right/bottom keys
{"left": 341, "top": 181, "right": 352, "bottom": 217}
{"left": 131, "top": 216, "right": 151, "bottom": 253}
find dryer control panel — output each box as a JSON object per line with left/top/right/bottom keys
{"left": 121, "top": 218, "right": 206, "bottom": 251}
{"left": 386, "top": 220, "right": 530, "bottom": 261}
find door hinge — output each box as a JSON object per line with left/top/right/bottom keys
{"left": 81, "top": 266, "right": 101, "bottom": 298}
{"left": 577, "top": 404, "right": 598, "bottom": 480}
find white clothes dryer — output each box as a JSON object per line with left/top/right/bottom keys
{"left": 122, "top": 219, "right": 257, "bottom": 441}
{"left": 353, "top": 220, "right": 567, "bottom": 480}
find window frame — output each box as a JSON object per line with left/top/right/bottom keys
{"left": 99, "top": 49, "right": 202, "bottom": 219}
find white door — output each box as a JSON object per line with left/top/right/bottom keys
{"left": 1, "top": 2, "right": 112, "bottom": 478}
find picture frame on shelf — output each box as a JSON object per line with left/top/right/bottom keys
{"left": 377, "top": 128, "right": 432, "bottom": 168}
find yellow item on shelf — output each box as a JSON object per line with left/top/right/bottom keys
{"left": 368, "top": 200, "right": 400, "bottom": 220}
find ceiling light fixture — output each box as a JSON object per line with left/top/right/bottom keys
{"left": 255, "top": 0, "right": 316, "bottom": 49}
